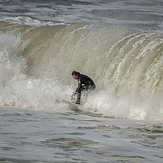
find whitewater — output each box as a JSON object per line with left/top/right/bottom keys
{"left": 0, "top": 0, "right": 163, "bottom": 162}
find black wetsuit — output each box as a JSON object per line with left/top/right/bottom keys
{"left": 73, "top": 74, "right": 96, "bottom": 103}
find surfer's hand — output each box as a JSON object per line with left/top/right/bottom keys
{"left": 71, "top": 94, "right": 74, "bottom": 100}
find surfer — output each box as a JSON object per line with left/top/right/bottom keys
{"left": 71, "top": 71, "right": 96, "bottom": 104}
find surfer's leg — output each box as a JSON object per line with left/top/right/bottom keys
{"left": 75, "top": 85, "right": 91, "bottom": 104}
{"left": 76, "top": 92, "right": 81, "bottom": 104}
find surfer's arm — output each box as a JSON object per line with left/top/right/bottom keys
{"left": 71, "top": 80, "right": 82, "bottom": 100}
{"left": 74, "top": 80, "right": 82, "bottom": 95}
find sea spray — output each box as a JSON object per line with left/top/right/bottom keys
{"left": 0, "top": 23, "right": 163, "bottom": 120}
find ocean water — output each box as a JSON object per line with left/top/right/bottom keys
{"left": 0, "top": 0, "right": 163, "bottom": 162}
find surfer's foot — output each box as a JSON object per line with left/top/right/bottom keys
{"left": 75, "top": 101, "right": 80, "bottom": 105}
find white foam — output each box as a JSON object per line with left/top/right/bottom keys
{"left": 0, "top": 32, "right": 72, "bottom": 110}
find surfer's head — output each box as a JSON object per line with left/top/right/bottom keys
{"left": 72, "top": 71, "right": 80, "bottom": 79}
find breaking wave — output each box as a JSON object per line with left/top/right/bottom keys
{"left": 0, "top": 22, "right": 163, "bottom": 121}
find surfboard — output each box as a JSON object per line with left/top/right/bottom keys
{"left": 63, "top": 100, "right": 81, "bottom": 108}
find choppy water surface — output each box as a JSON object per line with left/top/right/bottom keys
{"left": 0, "top": 107, "right": 163, "bottom": 163}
